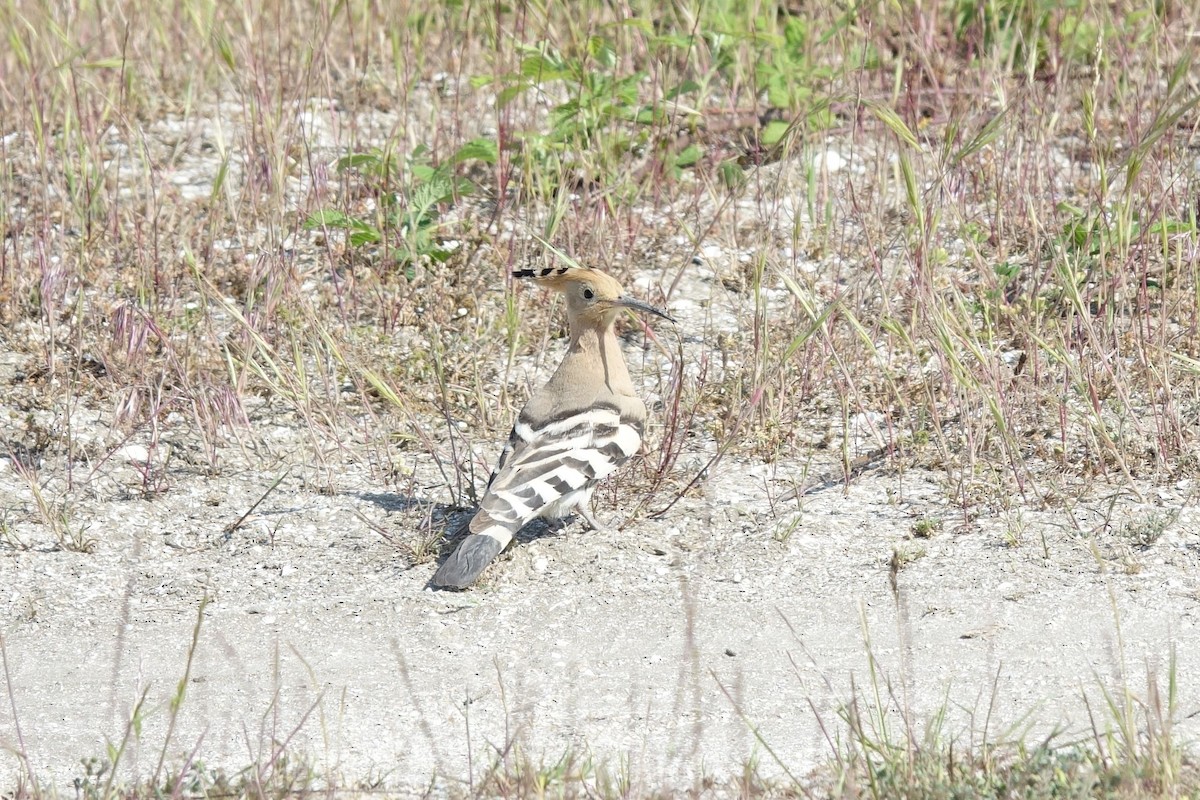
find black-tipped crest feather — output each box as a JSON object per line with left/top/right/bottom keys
{"left": 513, "top": 266, "right": 569, "bottom": 280}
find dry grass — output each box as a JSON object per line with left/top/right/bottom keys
{"left": 2, "top": 0, "right": 1197, "bottom": 503}
{"left": 2, "top": 0, "right": 1200, "bottom": 796}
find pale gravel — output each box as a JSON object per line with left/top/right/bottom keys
{"left": 2, "top": 421, "right": 1199, "bottom": 793}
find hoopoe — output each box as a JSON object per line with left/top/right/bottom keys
{"left": 431, "top": 266, "right": 673, "bottom": 589}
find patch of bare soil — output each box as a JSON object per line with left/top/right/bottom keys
{"left": 3, "top": 357, "right": 1198, "bottom": 792}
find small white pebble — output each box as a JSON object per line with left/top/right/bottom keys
{"left": 1001, "top": 349, "right": 1025, "bottom": 366}
{"left": 118, "top": 444, "right": 150, "bottom": 463}
{"left": 812, "top": 149, "right": 846, "bottom": 172}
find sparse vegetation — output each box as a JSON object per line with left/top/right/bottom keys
{"left": 911, "top": 518, "right": 942, "bottom": 539}
{"left": 2, "top": 0, "right": 1199, "bottom": 796}
{"left": 1118, "top": 509, "right": 1180, "bottom": 551}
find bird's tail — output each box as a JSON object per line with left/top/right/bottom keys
{"left": 430, "top": 514, "right": 515, "bottom": 589}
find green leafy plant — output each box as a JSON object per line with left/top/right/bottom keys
{"left": 305, "top": 138, "right": 497, "bottom": 269}
{"left": 478, "top": 32, "right": 702, "bottom": 195}
{"left": 755, "top": 13, "right": 838, "bottom": 144}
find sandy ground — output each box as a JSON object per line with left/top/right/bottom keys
{"left": 2, "top": 411, "right": 1199, "bottom": 794}
{"left": 1, "top": 130, "right": 1197, "bottom": 790}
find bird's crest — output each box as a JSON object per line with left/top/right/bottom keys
{"left": 513, "top": 266, "right": 624, "bottom": 300}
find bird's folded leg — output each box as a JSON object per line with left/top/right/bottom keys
{"left": 575, "top": 502, "right": 618, "bottom": 536}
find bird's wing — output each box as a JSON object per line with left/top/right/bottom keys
{"left": 472, "top": 403, "right": 643, "bottom": 531}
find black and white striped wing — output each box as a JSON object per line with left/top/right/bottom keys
{"left": 472, "top": 404, "right": 643, "bottom": 531}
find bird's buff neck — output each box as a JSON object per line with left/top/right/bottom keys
{"left": 567, "top": 322, "right": 632, "bottom": 394}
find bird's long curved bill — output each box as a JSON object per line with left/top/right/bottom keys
{"left": 616, "top": 296, "right": 675, "bottom": 323}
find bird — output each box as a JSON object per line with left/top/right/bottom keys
{"left": 431, "top": 266, "right": 673, "bottom": 589}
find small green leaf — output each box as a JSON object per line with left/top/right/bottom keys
{"left": 349, "top": 228, "right": 382, "bottom": 247}
{"left": 335, "top": 152, "right": 383, "bottom": 172}
{"left": 303, "top": 210, "right": 352, "bottom": 229}
{"left": 719, "top": 159, "right": 746, "bottom": 189}
{"left": 783, "top": 16, "right": 809, "bottom": 53}
{"left": 665, "top": 79, "right": 701, "bottom": 100}
{"left": 305, "top": 210, "right": 381, "bottom": 247}
{"left": 635, "top": 106, "right": 664, "bottom": 125}
{"left": 497, "top": 83, "right": 530, "bottom": 107}
{"left": 674, "top": 144, "right": 702, "bottom": 168}
{"left": 762, "top": 119, "right": 790, "bottom": 146}
{"left": 995, "top": 261, "right": 1021, "bottom": 281}
{"left": 521, "top": 53, "right": 566, "bottom": 80}
{"left": 588, "top": 35, "right": 616, "bottom": 69}
{"left": 1148, "top": 218, "right": 1196, "bottom": 235}
{"left": 765, "top": 75, "right": 792, "bottom": 110}
{"left": 452, "top": 137, "right": 498, "bottom": 165}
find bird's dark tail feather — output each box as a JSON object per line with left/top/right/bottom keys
{"left": 430, "top": 533, "right": 506, "bottom": 589}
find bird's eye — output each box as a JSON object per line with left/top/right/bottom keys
{"left": 583, "top": 287, "right": 595, "bottom": 300}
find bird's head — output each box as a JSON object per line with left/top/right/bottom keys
{"left": 513, "top": 266, "right": 673, "bottom": 329}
